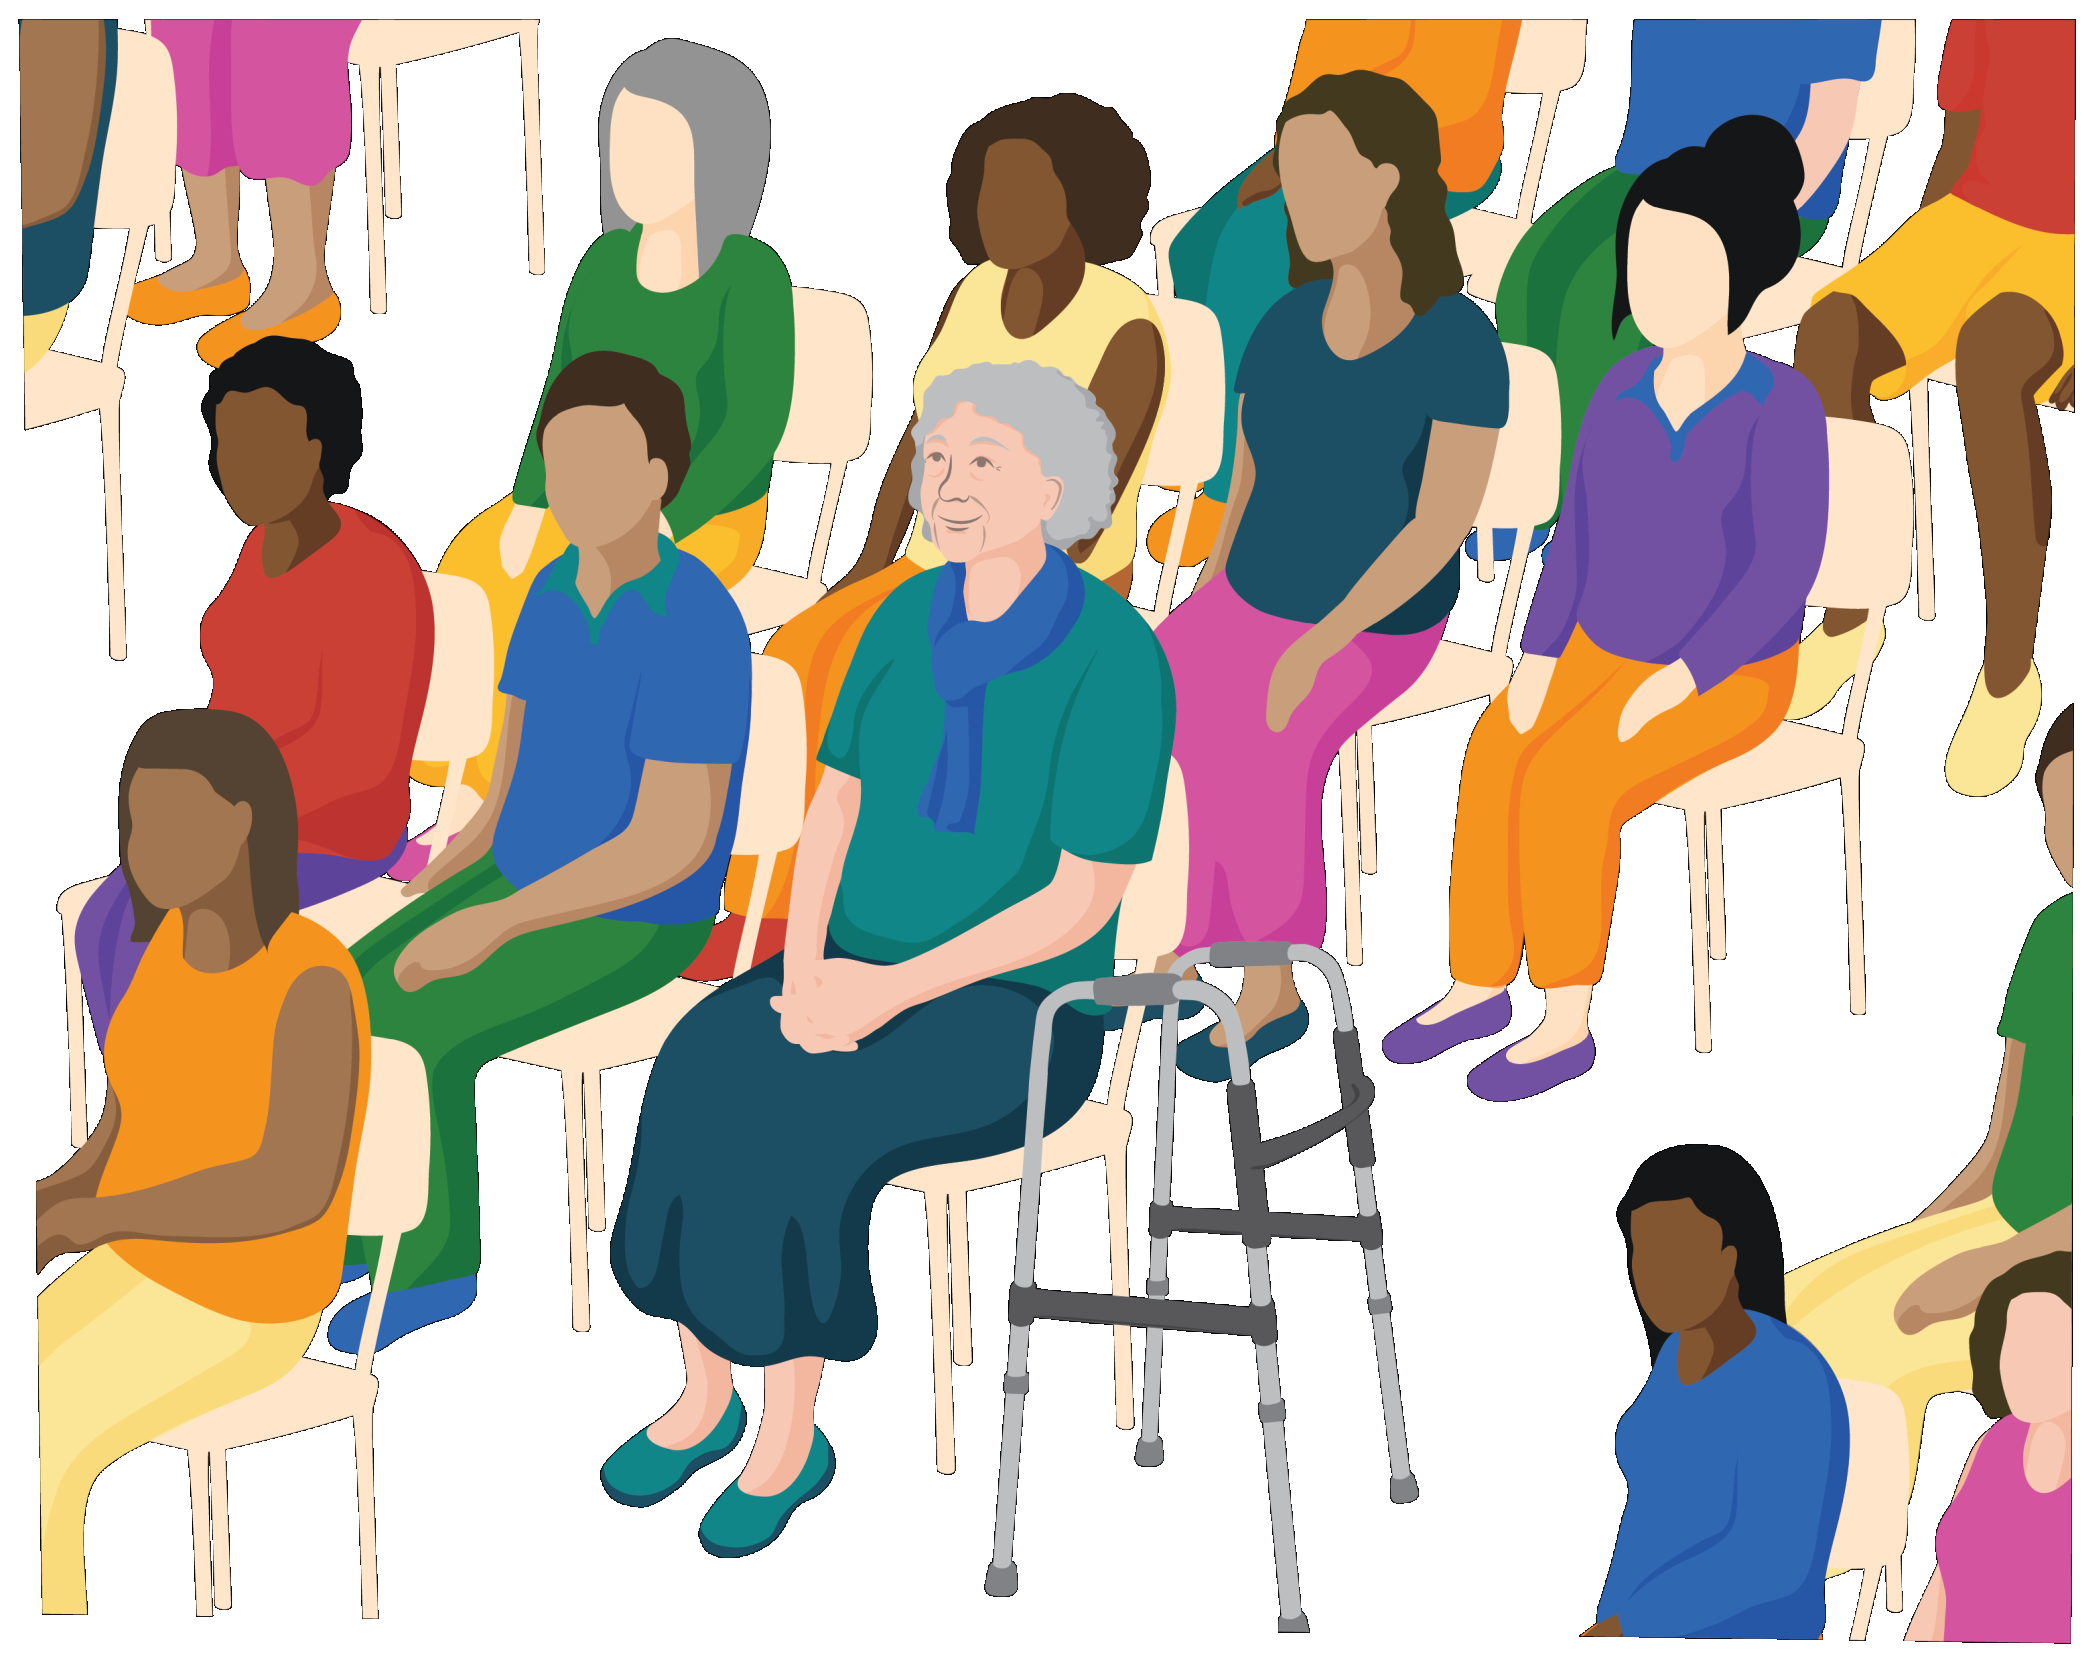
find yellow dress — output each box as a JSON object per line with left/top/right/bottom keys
{"left": 716, "top": 261, "right": 1166, "bottom": 930}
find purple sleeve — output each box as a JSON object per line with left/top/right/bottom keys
{"left": 1518, "top": 394, "right": 1598, "bottom": 659}
{"left": 1674, "top": 371, "right": 1829, "bottom": 692}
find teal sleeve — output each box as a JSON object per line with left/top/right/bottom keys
{"left": 667, "top": 238, "right": 797, "bottom": 542}
{"left": 814, "top": 589, "right": 909, "bottom": 780}
{"left": 1047, "top": 606, "right": 1175, "bottom": 866}
{"left": 1170, "top": 159, "right": 1260, "bottom": 308}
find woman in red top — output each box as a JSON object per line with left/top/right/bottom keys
{"left": 74, "top": 338, "right": 434, "bottom": 1046}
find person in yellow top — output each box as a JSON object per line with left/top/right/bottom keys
{"left": 35, "top": 708, "right": 371, "bottom": 1616}
{"left": 1147, "top": 19, "right": 1523, "bottom": 574}
{"left": 692, "top": 93, "right": 1168, "bottom": 978}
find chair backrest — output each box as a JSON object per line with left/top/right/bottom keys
{"left": 1826, "top": 1378, "right": 1910, "bottom": 1566}
{"left": 347, "top": 1038, "right": 433, "bottom": 1238}
{"left": 415, "top": 572, "right": 497, "bottom": 771}
{"left": 776, "top": 287, "right": 873, "bottom": 469}
{"left": 85, "top": 30, "right": 177, "bottom": 367}
{"left": 1151, "top": 209, "right": 1197, "bottom": 302}
{"left": 733, "top": 656, "right": 809, "bottom": 859}
{"left": 1506, "top": 18, "right": 1586, "bottom": 95}
{"left": 1146, "top": 298, "right": 1225, "bottom": 493}
{"left": 1811, "top": 419, "right": 1914, "bottom": 613}
{"left": 1113, "top": 760, "right": 1189, "bottom": 962}
{"left": 1853, "top": 21, "right": 1917, "bottom": 142}
{"left": 349, "top": 20, "right": 524, "bottom": 66}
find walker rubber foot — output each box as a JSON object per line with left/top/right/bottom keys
{"left": 1391, "top": 1473, "right": 1419, "bottom": 1504}
{"left": 1134, "top": 1437, "right": 1165, "bottom": 1468}
{"left": 1279, "top": 1612, "right": 1310, "bottom": 1633}
{"left": 984, "top": 1561, "right": 1019, "bottom": 1598}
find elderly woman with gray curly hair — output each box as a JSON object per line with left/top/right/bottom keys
{"left": 602, "top": 360, "right": 1175, "bottom": 1559}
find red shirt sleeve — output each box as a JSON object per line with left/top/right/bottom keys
{"left": 1938, "top": 18, "right": 1980, "bottom": 112}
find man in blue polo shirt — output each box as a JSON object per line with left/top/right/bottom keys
{"left": 335, "top": 349, "right": 752, "bottom": 1351}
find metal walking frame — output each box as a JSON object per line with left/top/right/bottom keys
{"left": 982, "top": 941, "right": 1416, "bottom": 1633}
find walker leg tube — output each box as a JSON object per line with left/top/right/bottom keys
{"left": 1247, "top": 1247, "right": 1308, "bottom": 1633}
{"left": 1354, "top": 1163, "right": 1416, "bottom": 1501}
{"left": 1135, "top": 1003, "right": 1183, "bottom": 1468}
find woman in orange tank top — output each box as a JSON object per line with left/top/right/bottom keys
{"left": 35, "top": 708, "right": 369, "bottom": 1615}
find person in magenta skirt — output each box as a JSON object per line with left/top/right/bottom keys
{"left": 1907, "top": 1252, "right": 2071, "bottom": 1642}
{"left": 1157, "top": 71, "right": 1504, "bottom": 1080}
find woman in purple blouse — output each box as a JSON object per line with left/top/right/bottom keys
{"left": 1382, "top": 116, "right": 1831, "bottom": 1102}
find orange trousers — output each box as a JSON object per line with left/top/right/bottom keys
{"left": 1449, "top": 628, "right": 1796, "bottom": 990}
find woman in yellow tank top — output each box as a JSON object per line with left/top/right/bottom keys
{"left": 36, "top": 709, "right": 370, "bottom": 1616}
{"left": 698, "top": 93, "right": 1168, "bottom": 974}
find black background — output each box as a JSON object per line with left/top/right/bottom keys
{"left": 40, "top": 16, "right": 2068, "bottom": 1633}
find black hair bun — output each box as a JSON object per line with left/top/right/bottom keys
{"left": 1705, "top": 114, "right": 1806, "bottom": 204}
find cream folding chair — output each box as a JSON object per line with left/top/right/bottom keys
{"left": 1909, "top": 362, "right": 1954, "bottom": 623}
{"left": 1141, "top": 298, "right": 1226, "bottom": 625}
{"left": 890, "top": 760, "right": 1189, "bottom": 1474}
{"left": 25, "top": 27, "right": 175, "bottom": 663}
{"left": 1661, "top": 418, "right": 1912, "bottom": 1051}
{"left": 151, "top": 1037, "right": 430, "bottom": 1619}
{"left": 1151, "top": 208, "right": 1197, "bottom": 301}
{"left": 1337, "top": 343, "right": 1561, "bottom": 966}
{"left": 1826, "top": 1378, "right": 1910, "bottom": 1641}
{"left": 728, "top": 286, "right": 875, "bottom": 634}
{"left": 1741, "top": 21, "right": 1918, "bottom": 339}
{"left": 505, "top": 654, "right": 808, "bottom": 1331}
{"left": 1454, "top": 19, "right": 1588, "bottom": 305}
{"left": 349, "top": 20, "right": 545, "bottom": 315}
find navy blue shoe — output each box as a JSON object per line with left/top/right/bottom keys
{"left": 327, "top": 1273, "right": 478, "bottom": 1355}
{"left": 1463, "top": 526, "right": 1553, "bottom": 563}
{"left": 602, "top": 1392, "right": 749, "bottom": 1507}
{"left": 1175, "top": 1003, "right": 1311, "bottom": 1082}
{"left": 1140, "top": 999, "right": 1207, "bottom": 1025}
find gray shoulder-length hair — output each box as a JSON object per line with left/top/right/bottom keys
{"left": 909, "top": 362, "right": 1119, "bottom": 548}
{"left": 599, "top": 40, "right": 771, "bottom": 272}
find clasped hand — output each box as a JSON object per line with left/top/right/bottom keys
{"left": 1267, "top": 631, "right": 1337, "bottom": 733}
{"left": 36, "top": 1195, "right": 98, "bottom": 1273}
{"left": 771, "top": 957, "right": 903, "bottom": 1054}
{"left": 395, "top": 901, "right": 513, "bottom": 992}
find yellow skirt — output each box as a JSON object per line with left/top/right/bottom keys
{"left": 411, "top": 493, "right": 769, "bottom": 799}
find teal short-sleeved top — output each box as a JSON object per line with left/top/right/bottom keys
{"left": 817, "top": 568, "right": 1175, "bottom": 994}
{"left": 1994, "top": 892, "right": 2072, "bottom": 1231}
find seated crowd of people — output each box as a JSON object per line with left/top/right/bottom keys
{"left": 31, "top": 19, "right": 2071, "bottom": 1639}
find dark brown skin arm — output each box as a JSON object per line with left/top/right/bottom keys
{"left": 21, "top": 20, "right": 107, "bottom": 228}
{"left": 37, "top": 1087, "right": 121, "bottom": 1209}
{"left": 36, "top": 966, "right": 360, "bottom": 1271}
{"left": 1070, "top": 317, "right": 1166, "bottom": 569}
{"left": 1920, "top": 108, "right": 1980, "bottom": 210}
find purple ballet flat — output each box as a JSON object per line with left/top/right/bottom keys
{"left": 1465, "top": 1033, "right": 1597, "bottom": 1102}
{"left": 1381, "top": 990, "right": 1513, "bottom": 1064}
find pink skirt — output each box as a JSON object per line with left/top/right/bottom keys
{"left": 1159, "top": 575, "right": 1443, "bottom": 952}
{"left": 153, "top": 20, "right": 361, "bottom": 185}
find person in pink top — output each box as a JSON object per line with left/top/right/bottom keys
{"left": 1907, "top": 1251, "right": 2071, "bottom": 1641}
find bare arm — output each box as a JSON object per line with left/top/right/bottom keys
{"left": 37, "top": 1087, "right": 120, "bottom": 1210}
{"left": 36, "top": 967, "right": 360, "bottom": 1270}
{"left": 1190, "top": 401, "right": 1253, "bottom": 597}
{"left": 1920, "top": 108, "right": 1980, "bottom": 210}
{"left": 403, "top": 693, "right": 525, "bottom": 898}
{"left": 782, "top": 767, "right": 859, "bottom": 983}
{"left": 1793, "top": 79, "right": 1863, "bottom": 208}
{"left": 1916, "top": 1039, "right": 2022, "bottom": 1218}
{"left": 1072, "top": 318, "right": 1168, "bottom": 579}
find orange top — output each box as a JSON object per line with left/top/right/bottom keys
{"left": 1288, "top": 19, "right": 1523, "bottom": 193}
{"left": 101, "top": 910, "right": 371, "bottom": 1324}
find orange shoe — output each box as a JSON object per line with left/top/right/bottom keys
{"left": 196, "top": 292, "right": 342, "bottom": 367}
{"left": 127, "top": 269, "right": 251, "bottom": 326}
{"left": 1147, "top": 485, "right": 1222, "bottom": 569}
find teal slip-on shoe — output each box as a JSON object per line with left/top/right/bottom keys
{"left": 602, "top": 1392, "right": 749, "bottom": 1508}
{"left": 698, "top": 1428, "right": 837, "bottom": 1558}
{"left": 1175, "top": 1003, "right": 1311, "bottom": 1083}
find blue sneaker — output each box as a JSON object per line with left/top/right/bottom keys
{"left": 602, "top": 1392, "right": 749, "bottom": 1507}
{"left": 327, "top": 1273, "right": 478, "bottom": 1355}
{"left": 1463, "top": 526, "right": 1553, "bottom": 563}
{"left": 698, "top": 1428, "right": 838, "bottom": 1558}
{"left": 1174, "top": 1003, "right": 1311, "bottom": 1083}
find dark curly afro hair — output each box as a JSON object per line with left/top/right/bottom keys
{"left": 946, "top": 93, "right": 1150, "bottom": 266}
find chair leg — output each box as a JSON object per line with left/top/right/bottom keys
{"left": 925, "top": 1191, "right": 957, "bottom": 1475}
{"left": 1105, "top": 1128, "right": 1135, "bottom": 1431}
{"left": 1841, "top": 771, "right": 1866, "bottom": 1016}
{"left": 186, "top": 1448, "right": 212, "bottom": 1617}
{"left": 584, "top": 1069, "right": 605, "bottom": 1232}
{"left": 355, "top": 1407, "right": 380, "bottom": 1619}
{"left": 519, "top": 24, "right": 545, "bottom": 276}
{"left": 1707, "top": 808, "right": 1728, "bottom": 963}
{"left": 1358, "top": 728, "right": 1379, "bottom": 876}
{"left": 562, "top": 1067, "right": 589, "bottom": 1332}
{"left": 1687, "top": 811, "right": 1713, "bottom": 1054}
{"left": 1912, "top": 384, "right": 1935, "bottom": 622}
{"left": 1851, "top": 1563, "right": 1880, "bottom": 1641}
{"left": 1885, "top": 1551, "right": 1903, "bottom": 1614}
{"left": 380, "top": 65, "right": 401, "bottom": 219}
{"left": 950, "top": 1189, "right": 974, "bottom": 1368}
{"left": 100, "top": 397, "right": 125, "bottom": 662}
{"left": 1339, "top": 738, "right": 1364, "bottom": 968}
{"left": 209, "top": 1449, "right": 231, "bottom": 1610}
{"left": 358, "top": 63, "right": 386, "bottom": 314}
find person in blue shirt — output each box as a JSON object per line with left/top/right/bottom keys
{"left": 1590, "top": 1144, "right": 1851, "bottom": 1639}
{"left": 1499, "top": 21, "right": 1881, "bottom": 536}
{"left": 332, "top": 350, "right": 751, "bottom": 1352}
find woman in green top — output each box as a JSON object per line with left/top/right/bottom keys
{"left": 1786, "top": 706, "right": 2074, "bottom": 1488}
{"left": 602, "top": 362, "right": 1173, "bottom": 1560}
{"left": 409, "top": 41, "right": 794, "bottom": 835}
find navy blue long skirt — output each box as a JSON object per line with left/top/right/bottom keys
{"left": 610, "top": 950, "right": 1106, "bottom": 1367}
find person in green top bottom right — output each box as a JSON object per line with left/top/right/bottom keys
{"left": 1786, "top": 705, "right": 2073, "bottom": 1490}
{"left": 605, "top": 361, "right": 1174, "bottom": 1559}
